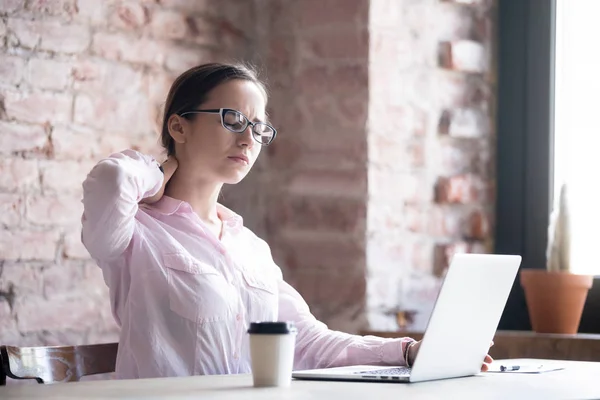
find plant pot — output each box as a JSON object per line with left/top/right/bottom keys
{"left": 520, "top": 269, "right": 593, "bottom": 334}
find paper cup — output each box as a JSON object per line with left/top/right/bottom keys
{"left": 248, "top": 321, "right": 297, "bottom": 387}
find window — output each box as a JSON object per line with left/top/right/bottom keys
{"left": 554, "top": 0, "right": 600, "bottom": 275}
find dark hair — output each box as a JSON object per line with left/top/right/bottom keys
{"left": 160, "top": 62, "right": 267, "bottom": 156}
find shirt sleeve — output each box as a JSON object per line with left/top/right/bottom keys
{"left": 81, "top": 149, "right": 164, "bottom": 262}
{"left": 277, "top": 277, "right": 415, "bottom": 371}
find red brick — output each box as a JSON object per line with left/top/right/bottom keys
{"left": 25, "top": 0, "right": 78, "bottom": 17}
{"left": 27, "top": 58, "right": 72, "bottom": 90}
{"left": 14, "top": 291, "right": 110, "bottom": 332}
{"left": 0, "top": 0, "right": 23, "bottom": 14}
{"left": 435, "top": 174, "right": 489, "bottom": 204}
{"left": 156, "top": 0, "right": 211, "bottom": 14}
{"left": 4, "top": 90, "right": 72, "bottom": 124}
{"left": 164, "top": 45, "right": 213, "bottom": 73}
{"left": 433, "top": 241, "right": 487, "bottom": 276}
{"left": 296, "top": 63, "right": 369, "bottom": 99}
{"left": 92, "top": 32, "right": 167, "bottom": 65}
{"left": 439, "top": 40, "right": 487, "bottom": 73}
{"left": 421, "top": 206, "right": 475, "bottom": 238}
{"left": 273, "top": 233, "right": 365, "bottom": 273}
{"left": 436, "top": 72, "right": 491, "bottom": 108}
{"left": 26, "top": 194, "right": 83, "bottom": 226}
{"left": 442, "top": 0, "right": 493, "bottom": 6}
{"left": 6, "top": 18, "right": 41, "bottom": 49}
{"left": 41, "top": 261, "right": 85, "bottom": 298}
{"left": 132, "top": 131, "right": 166, "bottom": 159}
{"left": 0, "top": 193, "right": 22, "bottom": 226}
{"left": 299, "top": 96, "right": 360, "bottom": 139}
{"left": 0, "top": 229, "right": 59, "bottom": 260}
{"left": 64, "top": 229, "right": 89, "bottom": 259}
{"left": 289, "top": 269, "right": 366, "bottom": 318}
{"left": 185, "top": 15, "right": 219, "bottom": 46}
{"left": 371, "top": 136, "right": 424, "bottom": 169}
{"left": 75, "top": 0, "right": 109, "bottom": 25}
{"left": 52, "top": 125, "right": 100, "bottom": 160}
{"left": 268, "top": 196, "right": 366, "bottom": 234}
{"left": 0, "top": 158, "right": 40, "bottom": 192}
{"left": 473, "top": 11, "right": 493, "bottom": 44}
{"left": 369, "top": 104, "right": 428, "bottom": 138}
{"left": 40, "top": 160, "right": 94, "bottom": 194}
{"left": 409, "top": 240, "right": 435, "bottom": 273}
{"left": 143, "top": 70, "right": 175, "bottom": 103}
{"left": 109, "top": 1, "right": 148, "bottom": 30}
{"left": 439, "top": 139, "right": 491, "bottom": 176}
{"left": 74, "top": 93, "right": 152, "bottom": 134}
{"left": 99, "top": 133, "right": 134, "bottom": 155}
{"left": 438, "top": 107, "right": 489, "bottom": 137}
{"left": 0, "top": 300, "right": 13, "bottom": 325}
{"left": 38, "top": 21, "right": 91, "bottom": 53}
{"left": 368, "top": 201, "right": 405, "bottom": 232}
{"left": 73, "top": 60, "right": 143, "bottom": 94}
{"left": 436, "top": 3, "right": 476, "bottom": 41}
{"left": 0, "top": 55, "right": 26, "bottom": 85}
{"left": 10, "top": 329, "right": 91, "bottom": 347}
{"left": 0, "top": 263, "right": 42, "bottom": 296}
{"left": 149, "top": 9, "right": 188, "bottom": 39}
{"left": 287, "top": 169, "right": 366, "bottom": 199}
{"left": 369, "top": 0, "right": 403, "bottom": 29}
{"left": 299, "top": 28, "right": 368, "bottom": 61}
{"left": 268, "top": 37, "right": 294, "bottom": 71}
{"left": 266, "top": 135, "right": 304, "bottom": 170}
{"left": 0, "top": 121, "right": 48, "bottom": 155}
{"left": 265, "top": 0, "right": 296, "bottom": 34}
{"left": 369, "top": 169, "right": 430, "bottom": 204}
{"left": 293, "top": 0, "right": 367, "bottom": 29}
{"left": 464, "top": 209, "right": 492, "bottom": 240}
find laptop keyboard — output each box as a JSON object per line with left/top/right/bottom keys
{"left": 356, "top": 367, "right": 412, "bottom": 376}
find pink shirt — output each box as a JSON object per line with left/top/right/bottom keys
{"left": 81, "top": 149, "right": 412, "bottom": 379}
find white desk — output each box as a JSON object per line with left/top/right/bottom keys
{"left": 1, "top": 359, "right": 599, "bottom": 399}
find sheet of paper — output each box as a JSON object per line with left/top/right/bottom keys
{"left": 486, "top": 363, "right": 565, "bottom": 374}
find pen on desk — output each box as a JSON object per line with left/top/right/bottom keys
{"left": 500, "top": 365, "right": 520, "bottom": 372}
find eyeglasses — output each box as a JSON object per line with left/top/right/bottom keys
{"left": 179, "top": 108, "right": 277, "bottom": 146}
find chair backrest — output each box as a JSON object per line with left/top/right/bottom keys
{"left": 0, "top": 342, "right": 118, "bottom": 385}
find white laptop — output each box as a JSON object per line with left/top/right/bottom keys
{"left": 292, "top": 253, "right": 522, "bottom": 383}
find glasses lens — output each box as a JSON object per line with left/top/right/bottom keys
{"left": 253, "top": 124, "right": 275, "bottom": 145}
{"left": 222, "top": 110, "right": 247, "bottom": 132}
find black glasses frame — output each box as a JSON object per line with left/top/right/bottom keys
{"left": 179, "top": 108, "right": 277, "bottom": 146}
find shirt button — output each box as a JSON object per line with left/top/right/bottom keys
{"left": 233, "top": 352, "right": 239, "bottom": 359}
{"left": 236, "top": 314, "right": 242, "bottom": 321}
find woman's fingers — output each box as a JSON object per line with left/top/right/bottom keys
{"left": 484, "top": 354, "right": 494, "bottom": 363}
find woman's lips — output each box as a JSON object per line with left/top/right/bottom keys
{"left": 228, "top": 156, "right": 249, "bottom": 165}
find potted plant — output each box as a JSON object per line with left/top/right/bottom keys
{"left": 520, "top": 183, "right": 594, "bottom": 334}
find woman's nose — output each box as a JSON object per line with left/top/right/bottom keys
{"left": 237, "top": 125, "right": 254, "bottom": 147}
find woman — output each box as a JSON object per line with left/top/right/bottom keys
{"left": 82, "top": 62, "right": 492, "bottom": 379}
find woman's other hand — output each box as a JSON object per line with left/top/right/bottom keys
{"left": 407, "top": 340, "right": 494, "bottom": 371}
{"left": 141, "top": 156, "right": 178, "bottom": 205}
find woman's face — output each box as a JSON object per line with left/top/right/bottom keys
{"left": 169, "top": 79, "right": 268, "bottom": 184}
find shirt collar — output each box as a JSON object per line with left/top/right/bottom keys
{"left": 147, "top": 196, "right": 244, "bottom": 230}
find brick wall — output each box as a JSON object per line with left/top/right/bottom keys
{"left": 365, "top": 0, "right": 496, "bottom": 330}
{"left": 0, "top": 0, "right": 255, "bottom": 346}
{"left": 0, "top": 0, "right": 496, "bottom": 348}
{"left": 248, "top": 0, "right": 497, "bottom": 332}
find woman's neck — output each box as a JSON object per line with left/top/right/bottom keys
{"left": 164, "top": 168, "right": 223, "bottom": 225}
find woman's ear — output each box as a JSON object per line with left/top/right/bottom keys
{"left": 168, "top": 114, "right": 187, "bottom": 144}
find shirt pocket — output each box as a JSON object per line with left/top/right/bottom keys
{"left": 164, "top": 253, "right": 235, "bottom": 323}
{"left": 241, "top": 269, "right": 278, "bottom": 314}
